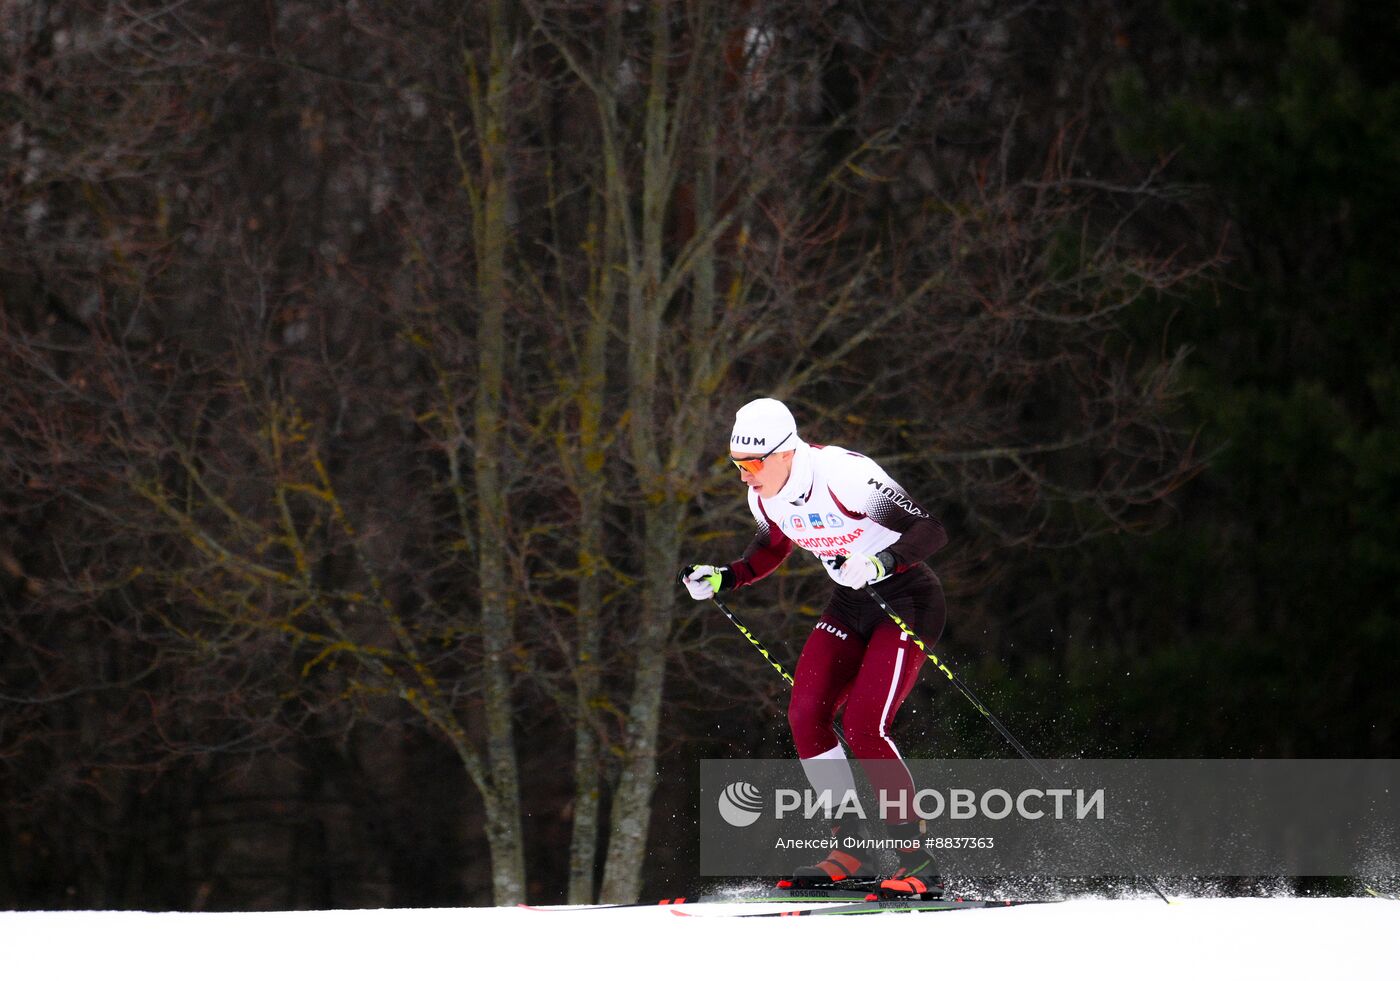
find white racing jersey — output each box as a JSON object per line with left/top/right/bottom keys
{"left": 730, "top": 440, "right": 945, "bottom": 589}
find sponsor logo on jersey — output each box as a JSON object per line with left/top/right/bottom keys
{"left": 815, "top": 620, "right": 849, "bottom": 641}
{"left": 793, "top": 530, "right": 865, "bottom": 551}
{"left": 866, "top": 478, "right": 928, "bottom": 517}
{"left": 790, "top": 515, "right": 805, "bottom": 530}
{"left": 823, "top": 513, "right": 845, "bottom": 528}
{"left": 808, "top": 513, "right": 825, "bottom": 529}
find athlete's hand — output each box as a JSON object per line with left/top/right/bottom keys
{"left": 679, "top": 564, "right": 733, "bottom": 600}
{"left": 834, "top": 552, "right": 891, "bottom": 589}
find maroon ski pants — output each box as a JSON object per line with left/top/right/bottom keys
{"left": 787, "top": 569, "right": 945, "bottom": 822}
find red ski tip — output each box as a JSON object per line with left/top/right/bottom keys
{"left": 865, "top": 894, "right": 878, "bottom": 901}
{"left": 776, "top": 880, "right": 793, "bottom": 889}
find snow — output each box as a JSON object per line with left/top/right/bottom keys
{"left": 2, "top": 897, "right": 1395, "bottom": 980}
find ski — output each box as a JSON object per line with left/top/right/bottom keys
{"left": 517, "top": 896, "right": 696, "bottom": 912}
{"left": 519, "top": 890, "right": 1049, "bottom": 913}
{"left": 670, "top": 897, "right": 1052, "bottom": 918}
{"left": 750, "top": 880, "right": 888, "bottom": 902}
{"left": 517, "top": 892, "right": 873, "bottom": 911}
{"left": 518, "top": 880, "right": 883, "bottom": 911}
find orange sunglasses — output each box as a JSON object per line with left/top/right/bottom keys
{"left": 729, "top": 432, "right": 792, "bottom": 474}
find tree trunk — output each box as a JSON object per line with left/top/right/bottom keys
{"left": 598, "top": 2, "right": 677, "bottom": 905}
{"left": 471, "top": 0, "right": 525, "bottom": 906}
{"left": 567, "top": 191, "right": 617, "bottom": 905}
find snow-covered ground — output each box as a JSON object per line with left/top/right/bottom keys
{"left": 3, "top": 897, "right": 1394, "bottom": 980}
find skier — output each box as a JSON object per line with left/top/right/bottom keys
{"left": 681, "top": 397, "right": 948, "bottom": 897}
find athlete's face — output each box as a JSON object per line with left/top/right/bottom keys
{"left": 731, "top": 449, "right": 795, "bottom": 499}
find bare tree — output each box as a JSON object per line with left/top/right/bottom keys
{"left": 520, "top": 0, "right": 1213, "bottom": 902}
{"left": 2, "top": 0, "right": 1214, "bottom": 909}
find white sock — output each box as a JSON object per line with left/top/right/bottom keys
{"left": 799, "top": 744, "right": 860, "bottom": 819}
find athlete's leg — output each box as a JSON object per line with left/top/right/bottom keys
{"left": 787, "top": 615, "right": 865, "bottom": 758}
{"left": 790, "top": 615, "right": 867, "bottom": 807}
{"left": 835, "top": 621, "right": 945, "bottom": 892}
{"left": 786, "top": 615, "right": 871, "bottom": 882}
{"left": 839, "top": 620, "right": 926, "bottom": 822}
{"left": 847, "top": 587, "right": 949, "bottom": 894}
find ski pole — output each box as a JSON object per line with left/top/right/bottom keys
{"left": 861, "top": 584, "right": 1041, "bottom": 764}
{"left": 710, "top": 596, "right": 854, "bottom": 755}
{"left": 863, "top": 583, "right": 1173, "bottom": 905}
{"left": 710, "top": 595, "right": 794, "bottom": 686}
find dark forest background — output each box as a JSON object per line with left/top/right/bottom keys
{"left": 2, "top": 1, "right": 1396, "bottom": 909}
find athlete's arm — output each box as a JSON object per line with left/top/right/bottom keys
{"left": 877, "top": 507, "right": 947, "bottom": 572}
{"left": 831, "top": 454, "right": 947, "bottom": 573}
{"left": 727, "top": 495, "right": 794, "bottom": 588}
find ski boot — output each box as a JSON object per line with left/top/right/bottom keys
{"left": 789, "top": 846, "right": 872, "bottom": 885}
{"left": 873, "top": 845, "right": 945, "bottom": 899}
{"left": 776, "top": 839, "right": 880, "bottom": 895}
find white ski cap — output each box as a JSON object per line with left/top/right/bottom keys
{"left": 730, "top": 397, "right": 798, "bottom": 455}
